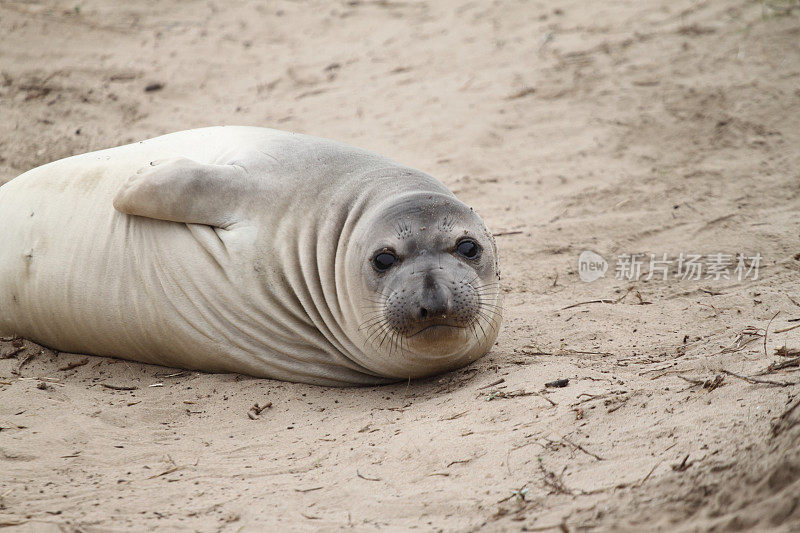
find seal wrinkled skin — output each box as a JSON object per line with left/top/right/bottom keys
{"left": 0, "top": 127, "right": 503, "bottom": 386}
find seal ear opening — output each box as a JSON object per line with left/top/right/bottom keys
{"left": 113, "top": 157, "right": 247, "bottom": 229}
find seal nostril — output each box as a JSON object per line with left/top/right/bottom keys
{"left": 420, "top": 307, "right": 428, "bottom": 319}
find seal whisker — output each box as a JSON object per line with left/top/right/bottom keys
{"left": 364, "top": 319, "right": 391, "bottom": 344}
{"left": 358, "top": 313, "right": 386, "bottom": 325}
{"left": 358, "top": 309, "right": 388, "bottom": 322}
{"left": 391, "top": 330, "right": 402, "bottom": 356}
{"left": 366, "top": 321, "right": 391, "bottom": 343}
{"left": 476, "top": 302, "right": 504, "bottom": 311}
{"left": 471, "top": 310, "right": 488, "bottom": 340}
{"left": 470, "top": 322, "right": 480, "bottom": 342}
{"left": 473, "top": 308, "right": 501, "bottom": 334}
{"left": 475, "top": 289, "right": 501, "bottom": 297}
{"left": 475, "top": 290, "right": 502, "bottom": 299}
{"left": 377, "top": 324, "right": 395, "bottom": 350}
{"left": 359, "top": 318, "right": 388, "bottom": 334}
{"left": 471, "top": 281, "right": 501, "bottom": 291}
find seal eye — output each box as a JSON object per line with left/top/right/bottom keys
{"left": 373, "top": 252, "right": 397, "bottom": 272}
{"left": 456, "top": 239, "right": 481, "bottom": 259}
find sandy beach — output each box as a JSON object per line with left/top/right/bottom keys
{"left": 1, "top": 0, "right": 800, "bottom": 530}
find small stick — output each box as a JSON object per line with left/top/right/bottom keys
{"left": 58, "top": 358, "right": 89, "bottom": 371}
{"left": 537, "top": 460, "right": 572, "bottom": 495}
{"left": 294, "top": 486, "right": 323, "bottom": 493}
{"left": 774, "top": 324, "right": 800, "bottom": 334}
{"left": 492, "top": 230, "right": 523, "bottom": 237}
{"left": 484, "top": 389, "right": 536, "bottom": 401}
{"left": 671, "top": 454, "right": 692, "bottom": 472}
{"left": 519, "top": 524, "right": 568, "bottom": 532}
{"left": 478, "top": 378, "right": 505, "bottom": 390}
{"left": 0, "top": 347, "right": 24, "bottom": 359}
{"left": 699, "top": 288, "right": 724, "bottom": 296}
{"left": 775, "top": 347, "right": 800, "bottom": 357}
{"left": 148, "top": 466, "right": 181, "bottom": 479}
{"left": 634, "top": 461, "right": 662, "bottom": 487}
{"left": 561, "top": 437, "right": 604, "bottom": 461}
{"left": 761, "top": 356, "right": 800, "bottom": 374}
{"left": 440, "top": 410, "right": 469, "bottom": 421}
{"left": 534, "top": 390, "right": 557, "bottom": 406}
{"left": 639, "top": 362, "right": 678, "bottom": 375}
{"left": 764, "top": 311, "right": 780, "bottom": 357}
{"left": 248, "top": 402, "right": 272, "bottom": 419}
{"left": 676, "top": 375, "right": 702, "bottom": 385}
{"left": 561, "top": 299, "right": 615, "bottom": 310}
{"left": 15, "top": 352, "right": 37, "bottom": 372}
{"left": 101, "top": 383, "right": 138, "bottom": 391}
{"left": 356, "top": 470, "right": 381, "bottom": 482}
{"left": 155, "top": 371, "right": 189, "bottom": 378}
{"left": 721, "top": 369, "right": 792, "bottom": 387}
{"left": 607, "top": 395, "right": 631, "bottom": 413}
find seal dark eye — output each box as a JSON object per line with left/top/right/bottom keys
{"left": 456, "top": 239, "right": 481, "bottom": 259}
{"left": 373, "top": 252, "right": 397, "bottom": 271}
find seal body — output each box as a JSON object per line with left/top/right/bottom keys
{"left": 0, "top": 127, "right": 502, "bottom": 386}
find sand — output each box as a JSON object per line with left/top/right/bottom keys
{"left": 1, "top": 0, "right": 800, "bottom": 531}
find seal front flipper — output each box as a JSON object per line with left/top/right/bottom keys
{"left": 113, "top": 157, "right": 253, "bottom": 229}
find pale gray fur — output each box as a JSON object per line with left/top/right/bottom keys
{"left": 0, "top": 127, "right": 502, "bottom": 386}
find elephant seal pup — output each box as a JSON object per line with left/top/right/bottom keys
{"left": 0, "top": 127, "right": 502, "bottom": 386}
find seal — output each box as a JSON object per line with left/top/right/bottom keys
{"left": 0, "top": 127, "right": 502, "bottom": 386}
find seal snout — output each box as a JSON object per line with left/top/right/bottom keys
{"left": 384, "top": 270, "right": 478, "bottom": 340}
{"left": 417, "top": 273, "right": 451, "bottom": 321}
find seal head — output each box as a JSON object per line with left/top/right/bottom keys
{"left": 344, "top": 191, "right": 502, "bottom": 379}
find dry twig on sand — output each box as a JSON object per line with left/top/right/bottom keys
{"left": 356, "top": 470, "right": 381, "bottom": 482}
{"left": 247, "top": 402, "right": 272, "bottom": 420}
{"left": 58, "top": 358, "right": 88, "bottom": 371}
{"left": 561, "top": 299, "right": 616, "bottom": 310}
{"left": 0, "top": 347, "right": 24, "bottom": 359}
{"left": 560, "top": 437, "right": 604, "bottom": 461}
{"left": 478, "top": 378, "right": 505, "bottom": 390}
{"left": 676, "top": 374, "right": 725, "bottom": 391}
{"left": 633, "top": 461, "right": 662, "bottom": 488}
{"left": 720, "top": 369, "right": 793, "bottom": 387}
{"left": 764, "top": 311, "right": 779, "bottom": 357}
{"left": 671, "top": 454, "right": 693, "bottom": 472}
{"left": 537, "top": 458, "right": 572, "bottom": 495}
{"left": 101, "top": 383, "right": 138, "bottom": 391}
{"left": 760, "top": 353, "right": 800, "bottom": 375}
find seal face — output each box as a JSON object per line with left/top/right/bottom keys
{"left": 0, "top": 127, "right": 502, "bottom": 386}
{"left": 349, "top": 193, "right": 501, "bottom": 379}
